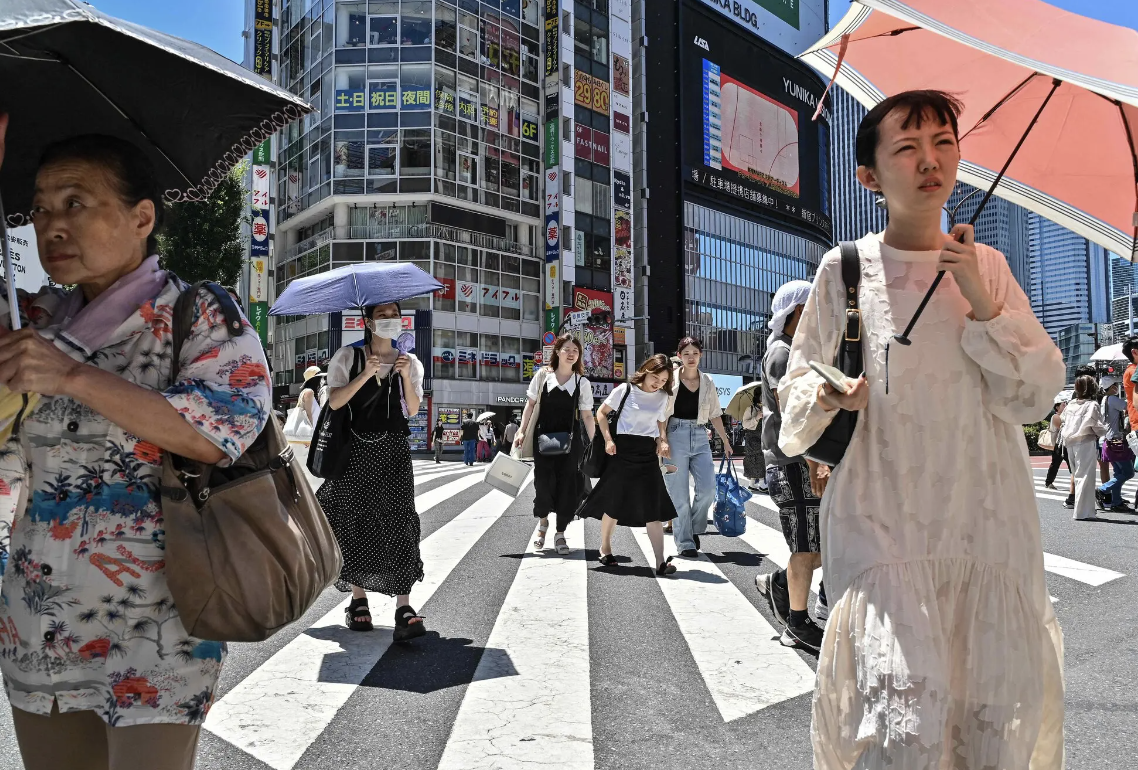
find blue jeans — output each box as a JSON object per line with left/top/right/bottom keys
{"left": 1098, "top": 456, "right": 1135, "bottom": 506}
{"left": 462, "top": 439, "right": 477, "bottom": 464}
{"left": 663, "top": 419, "right": 716, "bottom": 551}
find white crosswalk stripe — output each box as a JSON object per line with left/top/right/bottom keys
{"left": 200, "top": 461, "right": 1125, "bottom": 769}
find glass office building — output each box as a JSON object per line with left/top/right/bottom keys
{"left": 829, "top": 87, "right": 887, "bottom": 244}
{"left": 1027, "top": 213, "right": 1109, "bottom": 339}
{"left": 255, "top": 0, "right": 550, "bottom": 443}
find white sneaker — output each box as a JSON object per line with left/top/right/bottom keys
{"left": 814, "top": 583, "right": 829, "bottom": 623}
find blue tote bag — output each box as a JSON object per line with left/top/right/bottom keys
{"left": 713, "top": 457, "right": 751, "bottom": 538}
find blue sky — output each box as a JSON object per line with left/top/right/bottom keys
{"left": 88, "top": 0, "right": 1137, "bottom": 63}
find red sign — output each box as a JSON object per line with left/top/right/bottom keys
{"left": 593, "top": 130, "right": 610, "bottom": 167}
{"left": 574, "top": 123, "right": 593, "bottom": 162}
{"left": 613, "top": 111, "right": 630, "bottom": 134}
{"left": 438, "top": 277, "right": 455, "bottom": 301}
{"left": 572, "top": 286, "right": 613, "bottom": 314}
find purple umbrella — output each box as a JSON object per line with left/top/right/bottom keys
{"left": 269, "top": 262, "right": 443, "bottom": 316}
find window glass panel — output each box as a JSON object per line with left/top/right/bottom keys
{"left": 435, "top": 2, "right": 457, "bottom": 50}
{"left": 401, "top": 1, "right": 432, "bottom": 45}
{"left": 334, "top": 138, "right": 365, "bottom": 177}
{"left": 501, "top": 25, "right": 520, "bottom": 77}
{"left": 479, "top": 83, "right": 500, "bottom": 129}
{"left": 458, "top": 152, "right": 478, "bottom": 185}
{"left": 433, "top": 329, "right": 456, "bottom": 377}
{"left": 481, "top": 149, "right": 500, "bottom": 192}
{"left": 369, "top": 15, "right": 398, "bottom": 45}
{"left": 400, "top": 63, "right": 432, "bottom": 110}
{"left": 522, "top": 293, "right": 539, "bottom": 322}
{"left": 480, "top": 275, "right": 500, "bottom": 318}
{"left": 400, "top": 129, "right": 432, "bottom": 175}
{"left": 458, "top": 23, "right": 478, "bottom": 59}
{"left": 337, "top": 2, "right": 368, "bottom": 47}
{"left": 521, "top": 171, "right": 538, "bottom": 202}
{"left": 480, "top": 18, "right": 501, "bottom": 68}
{"left": 592, "top": 181, "right": 609, "bottom": 218}
{"left": 435, "top": 130, "right": 457, "bottom": 180}
{"left": 368, "top": 143, "right": 397, "bottom": 176}
{"left": 434, "top": 67, "right": 456, "bottom": 118}
{"left": 576, "top": 177, "right": 593, "bottom": 215}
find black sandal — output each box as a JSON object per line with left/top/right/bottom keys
{"left": 598, "top": 553, "right": 619, "bottom": 567}
{"left": 656, "top": 556, "right": 677, "bottom": 577}
{"left": 393, "top": 605, "right": 426, "bottom": 643}
{"left": 345, "top": 598, "right": 373, "bottom": 632}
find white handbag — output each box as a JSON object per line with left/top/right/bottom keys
{"left": 282, "top": 406, "right": 314, "bottom": 442}
{"left": 1037, "top": 428, "right": 1056, "bottom": 452}
{"left": 484, "top": 449, "right": 532, "bottom": 497}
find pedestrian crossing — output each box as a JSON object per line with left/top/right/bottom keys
{"left": 196, "top": 457, "right": 1127, "bottom": 770}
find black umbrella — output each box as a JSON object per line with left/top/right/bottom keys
{"left": 0, "top": 0, "right": 314, "bottom": 327}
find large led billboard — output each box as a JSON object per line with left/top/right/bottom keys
{"left": 683, "top": 1, "right": 832, "bottom": 241}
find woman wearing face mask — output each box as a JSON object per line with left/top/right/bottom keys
{"left": 316, "top": 303, "right": 427, "bottom": 641}
{"left": 577, "top": 354, "right": 678, "bottom": 576}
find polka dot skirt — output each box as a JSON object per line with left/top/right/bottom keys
{"left": 316, "top": 431, "right": 425, "bottom": 596}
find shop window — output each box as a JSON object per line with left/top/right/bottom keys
{"left": 457, "top": 265, "right": 478, "bottom": 314}
{"left": 401, "top": 1, "right": 432, "bottom": 45}
{"left": 334, "top": 137, "right": 365, "bottom": 178}
{"left": 400, "top": 63, "right": 433, "bottom": 110}
{"left": 457, "top": 332, "right": 479, "bottom": 379}
{"left": 369, "top": 15, "right": 398, "bottom": 45}
{"left": 435, "top": 2, "right": 457, "bottom": 50}
{"left": 458, "top": 152, "right": 478, "bottom": 185}
{"left": 337, "top": 2, "right": 368, "bottom": 47}
{"left": 480, "top": 274, "right": 501, "bottom": 319}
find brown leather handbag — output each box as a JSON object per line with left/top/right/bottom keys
{"left": 161, "top": 282, "right": 342, "bottom": 642}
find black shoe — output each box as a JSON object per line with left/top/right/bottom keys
{"left": 393, "top": 605, "right": 426, "bottom": 643}
{"left": 755, "top": 571, "right": 790, "bottom": 626}
{"left": 1108, "top": 503, "right": 1137, "bottom": 514}
{"left": 598, "top": 553, "right": 619, "bottom": 567}
{"left": 345, "top": 598, "right": 373, "bottom": 632}
{"left": 679, "top": 549, "right": 699, "bottom": 558}
{"left": 693, "top": 534, "right": 701, "bottom": 550}
{"left": 781, "top": 618, "right": 824, "bottom": 653}
{"left": 656, "top": 556, "right": 677, "bottom": 576}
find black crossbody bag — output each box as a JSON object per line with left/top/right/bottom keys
{"left": 803, "top": 242, "right": 863, "bottom": 467}
{"left": 581, "top": 385, "right": 632, "bottom": 477}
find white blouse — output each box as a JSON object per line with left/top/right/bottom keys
{"left": 1059, "top": 399, "right": 1106, "bottom": 443}
{"left": 604, "top": 383, "right": 669, "bottom": 437}
{"left": 326, "top": 345, "right": 425, "bottom": 399}
{"left": 526, "top": 368, "right": 593, "bottom": 411}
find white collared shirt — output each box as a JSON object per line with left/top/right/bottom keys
{"left": 526, "top": 368, "right": 593, "bottom": 411}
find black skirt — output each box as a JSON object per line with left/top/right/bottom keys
{"left": 577, "top": 434, "right": 677, "bottom": 526}
{"left": 532, "top": 430, "right": 587, "bottom": 520}
{"left": 316, "top": 431, "right": 425, "bottom": 596}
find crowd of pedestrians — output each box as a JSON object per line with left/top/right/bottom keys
{"left": 0, "top": 89, "right": 1077, "bottom": 768}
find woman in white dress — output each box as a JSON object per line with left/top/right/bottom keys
{"left": 777, "top": 90, "right": 1066, "bottom": 768}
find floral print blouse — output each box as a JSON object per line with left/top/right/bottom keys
{"left": 0, "top": 277, "right": 270, "bottom": 726}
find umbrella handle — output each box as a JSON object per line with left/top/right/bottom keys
{"left": 0, "top": 195, "right": 19, "bottom": 331}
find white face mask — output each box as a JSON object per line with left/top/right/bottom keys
{"left": 368, "top": 318, "right": 402, "bottom": 339}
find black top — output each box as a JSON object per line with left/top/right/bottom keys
{"left": 433, "top": 424, "right": 445, "bottom": 439}
{"left": 537, "top": 376, "right": 581, "bottom": 435}
{"left": 673, "top": 380, "right": 699, "bottom": 420}
{"left": 460, "top": 420, "right": 479, "bottom": 441}
{"left": 347, "top": 356, "right": 409, "bottom": 435}
{"left": 761, "top": 333, "right": 796, "bottom": 465}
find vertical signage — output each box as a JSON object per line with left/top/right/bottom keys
{"left": 543, "top": 0, "right": 559, "bottom": 77}
{"left": 250, "top": 0, "right": 273, "bottom": 348}
{"left": 544, "top": 120, "right": 559, "bottom": 165}
{"left": 542, "top": 0, "right": 562, "bottom": 321}
{"left": 610, "top": 10, "right": 634, "bottom": 325}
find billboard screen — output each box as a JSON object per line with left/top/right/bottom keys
{"left": 682, "top": 2, "right": 831, "bottom": 241}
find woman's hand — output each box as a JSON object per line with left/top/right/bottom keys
{"left": 392, "top": 354, "right": 411, "bottom": 378}
{"left": 513, "top": 430, "right": 525, "bottom": 448}
{"left": 818, "top": 376, "right": 869, "bottom": 412}
{"left": 657, "top": 438, "right": 671, "bottom": 459}
{"left": 605, "top": 438, "right": 617, "bottom": 455}
{"left": 0, "top": 329, "right": 82, "bottom": 396}
{"left": 806, "top": 458, "right": 831, "bottom": 498}
{"left": 939, "top": 225, "right": 1000, "bottom": 322}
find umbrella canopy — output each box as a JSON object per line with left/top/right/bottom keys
{"left": 724, "top": 381, "right": 763, "bottom": 421}
{"left": 802, "top": 0, "right": 1138, "bottom": 261}
{"left": 475, "top": 412, "right": 496, "bottom": 423}
{"left": 1090, "top": 343, "right": 1127, "bottom": 362}
{"left": 270, "top": 262, "right": 444, "bottom": 316}
{"left": 0, "top": 0, "right": 313, "bottom": 217}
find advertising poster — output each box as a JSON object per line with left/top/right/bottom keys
{"left": 612, "top": 131, "right": 632, "bottom": 171}
{"left": 613, "top": 54, "right": 631, "bottom": 96}
{"left": 522, "top": 353, "right": 536, "bottom": 380}
{"left": 614, "top": 247, "right": 633, "bottom": 288}
{"left": 439, "top": 406, "right": 463, "bottom": 446}
{"left": 5, "top": 225, "right": 50, "bottom": 293}
{"left": 248, "top": 302, "right": 269, "bottom": 346}
{"left": 253, "top": 0, "right": 272, "bottom": 77}
{"left": 693, "top": 0, "right": 827, "bottom": 58}
{"left": 593, "top": 131, "right": 610, "bottom": 166}
{"left": 408, "top": 400, "right": 430, "bottom": 451}
{"left": 545, "top": 261, "right": 558, "bottom": 309}
{"left": 614, "top": 111, "right": 630, "bottom": 134}
{"left": 572, "top": 288, "right": 614, "bottom": 379}
{"left": 250, "top": 209, "right": 269, "bottom": 258}
{"left": 574, "top": 123, "right": 593, "bottom": 162}
{"left": 545, "top": 120, "right": 559, "bottom": 165}
{"left": 574, "top": 69, "right": 593, "bottom": 110}
{"left": 683, "top": 5, "right": 832, "bottom": 239}
{"left": 614, "top": 210, "right": 632, "bottom": 249}
{"left": 251, "top": 162, "right": 271, "bottom": 209}
{"left": 613, "top": 171, "right": 631, "bottom": 209}
{"left": 544, "top": 0, "right": 559, "bottom": 77}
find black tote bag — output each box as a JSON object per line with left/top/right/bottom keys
{"left": 306, "top": 348, "right": 364, "bottom": 479}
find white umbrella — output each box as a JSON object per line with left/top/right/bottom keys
{"left": 1090, "top": 343, "right": 1126, "bottom": 362}
{"left": 475, "top": 411, "right": 496, "bottom": 423}
{"left": 724, "top": 381, "right": 763, "bottom": 421}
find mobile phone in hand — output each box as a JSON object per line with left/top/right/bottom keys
{"left": 809, "top": 360, "right": 852, "bottom": 393}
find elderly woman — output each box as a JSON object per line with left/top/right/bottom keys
{"left": 0, "top": 133, "right": 270, "bottom": 770}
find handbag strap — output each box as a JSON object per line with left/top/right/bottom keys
{"left": 837, "top": 242, "right": 862, "bottom": 375}
{"left": 718, "top": 455, "right": 738, "bottom": 480}
{"left": 610, "top": 383, "right": 632, "bottom": 437}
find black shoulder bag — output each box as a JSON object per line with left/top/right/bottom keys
{"left": 536, "top": 374, "right": 581, "bottom": 456}
{"left": 307, "top": 347, "right": 365, "bottom": 479}
{"left": 581, "top": 384, "right": 632, "bottom": 477}
{"left": 803, "top": 242, "right": 863, "bottom": 467}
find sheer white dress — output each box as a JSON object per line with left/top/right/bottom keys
{"left": 778, "top": 234, "right": 1066, "bottom": 770}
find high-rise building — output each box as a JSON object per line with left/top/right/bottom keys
{"left": 829, "top": 86, "right": 886, "bottom": 243}
{"left": 249, "top": 0, "right": 557, "bottom": 448}
{"left": 636, "top": 0, "right": 832, "bottom": 376}
{"left": 1108, "top": 253, "right": 1138, "bottom": 341}
{"left": 1026, "top": 213, "right": 1109, "bottom": 339}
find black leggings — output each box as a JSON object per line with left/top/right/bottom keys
{"left": 1044, "top": 444, "right": 1070, "bottom": 487}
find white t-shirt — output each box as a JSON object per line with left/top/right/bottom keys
{"left": 526, "top": 369, "right": 593, "bottom": 411}
{"left": 604, "top": 383, "right": 669, "bottom": 437}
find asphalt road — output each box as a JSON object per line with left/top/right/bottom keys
{"left": 0, "top": 455, "right": 1133, "bottom": 770}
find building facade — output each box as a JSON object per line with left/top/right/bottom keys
{"left": 829, "top": 86, "right": 887, "bottom": 244}
{"left": 1027, "top": 212, "right": 1109, "bottom": 339}
{"left": 946, "top": 182, "right": 1032, "bottom": 295}
{"left": 635, "top": 0, "right": 832, "bottom": 377}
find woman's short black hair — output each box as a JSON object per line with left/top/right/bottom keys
{"left": 1123, "top": 336, "right": 1138, "bottom": 365}
{"left": 855, "top": 90, "right": 965, "bottom": 169}
{"left": 39, "top": 134, "right": 166, "bottom": 255}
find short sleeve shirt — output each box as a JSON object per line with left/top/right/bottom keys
{"left": 326, "top": 346, "right": 424, "bottom": 399}
{"left": 605, "top": 383, "right": 669, "bottom": 437}
{"left": 1125, "top": 364, "right": 1138, "bottom": 431}
{"left": 526, "top": 369, "right": 593, "bottom": 411}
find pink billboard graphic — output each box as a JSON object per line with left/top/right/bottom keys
{"left": 719, "top": 73, "right": 800, "bottom": 197}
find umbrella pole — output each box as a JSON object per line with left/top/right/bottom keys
{"left": 0, "top": 196, "right": 19, "bottom": 331}
{"left": 893, "top": 78, "right": 1062, "bottom": 346}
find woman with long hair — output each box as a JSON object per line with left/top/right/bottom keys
{"left": 317, "top": 302, "right": 427, "bottom": 642}
{"left": 1060, "top": 374, "right": 1107, "bottom": 521}
{"left": 577, "top": 354, "right": 678, "bottom": 575}
{"left": 515, "top": 334, "right": 595, "bottom": 554}
{"left": 662, "top": 337, "right": 734, "bottom": 556}
{"left": 777, "top": 90, "right": 1065, "bottom": 767}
